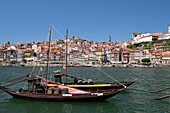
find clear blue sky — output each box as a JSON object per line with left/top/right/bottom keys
{"left": 0, "top": 0, "right": 170, "bottom": 44}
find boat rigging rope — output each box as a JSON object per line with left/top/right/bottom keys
{"left": 51, "top": 25, "right": 64, "bottom": 38}
{"left": 96, "top": 67, "right": 127, "bottom": 88}
{"left": 31, "top": 63, "right": 36, "bottom": 74}
{"left": 21, "top": 61, "right": 37, "bottom": 90}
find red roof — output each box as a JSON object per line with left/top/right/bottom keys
{"left": 162, "top": 53, "right": 170, "bottom": 57}
{"left": 151, "top": 32, "right": 164, "bottom": 37}
{"left": 0, "top": 46, "right": 4, "bottom": 50}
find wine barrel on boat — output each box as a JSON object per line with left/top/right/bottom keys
{"left": 88, "top": 79, "right": 93, "bottom": 85}
{"left": 61, "top": 88, "right": 69, "bottom": 94}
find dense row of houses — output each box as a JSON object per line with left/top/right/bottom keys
{"left": 0, "top": 37, "right": 131, "bottom": 66}
{"left": 1, "top": 24, "right": 170, "bottom": 66}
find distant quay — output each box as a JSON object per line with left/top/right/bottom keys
{"left": 0, "top": 61, "right": 164, "bottom": 68}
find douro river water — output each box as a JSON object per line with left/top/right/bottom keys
{"left": 0, "top": 66, "right": 169, "bottom": 113}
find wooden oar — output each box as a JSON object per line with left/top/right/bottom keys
{"left": 3, "top": 79, "right": 27, "bottom": 87}
{"left": 150, "top": 87, "right": 170, "bottom": 93}
{"left": 154, "top": 95, "right": 170, "bottom": 100}
{"left": 63, "top": 74, "right": 79, "bottom": 79}
{"left": 0, "top": 72, "right": 34, "bottom": 85}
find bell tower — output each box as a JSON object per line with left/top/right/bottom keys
{"left": 168, "top": 24, "right": 170, "bottom": 33}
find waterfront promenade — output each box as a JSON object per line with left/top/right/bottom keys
{"left": 0, "top": 60, "right": 164, "bottom": 68}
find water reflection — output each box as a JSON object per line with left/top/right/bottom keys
{"left": 0, "top": 98, "right": 119, "bottom": 113}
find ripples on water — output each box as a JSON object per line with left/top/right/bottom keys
{"left": 0, "top": 66, "right": 169, "bottom": 113}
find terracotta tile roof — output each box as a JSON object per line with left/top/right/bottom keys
{"left": 51, "top": 49, "right": 60, "bottom": 53}
{"left": 151, "top": 32, "right": 164, "bottom": 37}
{"left": 164, "top": 32, "right": 170, "bottom": 34}
{"left": 91, "top": 45, "right": 99, "bottom": 49}
{"left": 21, "top": 46, "right": 26, "bottom": 49}
{"left": 26, "top": 48, "right": 32, "bottom": 51}
{"left": 106, "top": 45, "right": 114, "bottom": 50}
{"left": 0, "top": 46, "right": 4, "bottom": 50}
{"left": 129, "top": 50, "right": 139, "bottom": 52}
{"left": 41, "top": 45, "right": 48, "bottom": 49}
{"left": 162, "top": 53, "right": 170, "bottom": 57}
{"left": 139, "top": 32, "right": 164, "bottom": 39}
{"left": 52, "top": 45, "right": 60, "bottom": 49}
{"left": 74, "top": 37, "right": 79, "bottom": 41}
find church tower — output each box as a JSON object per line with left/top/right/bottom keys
{"left": 168, "top": 24, "right": 170, "bottom": 33}
{"left": 109, "top": 35, "right": 111, "bottom": 43}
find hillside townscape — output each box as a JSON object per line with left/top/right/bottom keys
{"left": 0, "top": 24, "right": 170, "bottom": 67}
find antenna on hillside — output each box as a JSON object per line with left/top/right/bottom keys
{"left": 109, "top": 35, "right": 112, "bottom": 43}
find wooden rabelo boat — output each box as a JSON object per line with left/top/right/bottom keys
{"left": 0, "top": 86, "right": 122, "bottom": 101}
{"left": 0, "top": 74, "right": 123, "bottom": 101}
{"left": 0, "top": 25, "right": 126, "bottom": 101}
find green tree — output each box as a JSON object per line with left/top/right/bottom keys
{"left": 162, "top": 40, "right": 170, "bottom": 47}
{"left": 127, "top": 44, "right": 137, "bottom": 50}
{"left": 147, "top": 42, "right": 152, "bottom": 48}
{"left": 141, "top": 58, "right": 151, "bottom": 63}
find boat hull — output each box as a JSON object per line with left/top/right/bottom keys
{"left": 0, "top": 86, "right": 123, "bottom": 101}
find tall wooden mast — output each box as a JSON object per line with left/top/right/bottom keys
{"left": 46, "top": 25, "right": 52, "bottom": 83}
{"left": 65, "top": 29, "right": 68, "bottom": 83}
